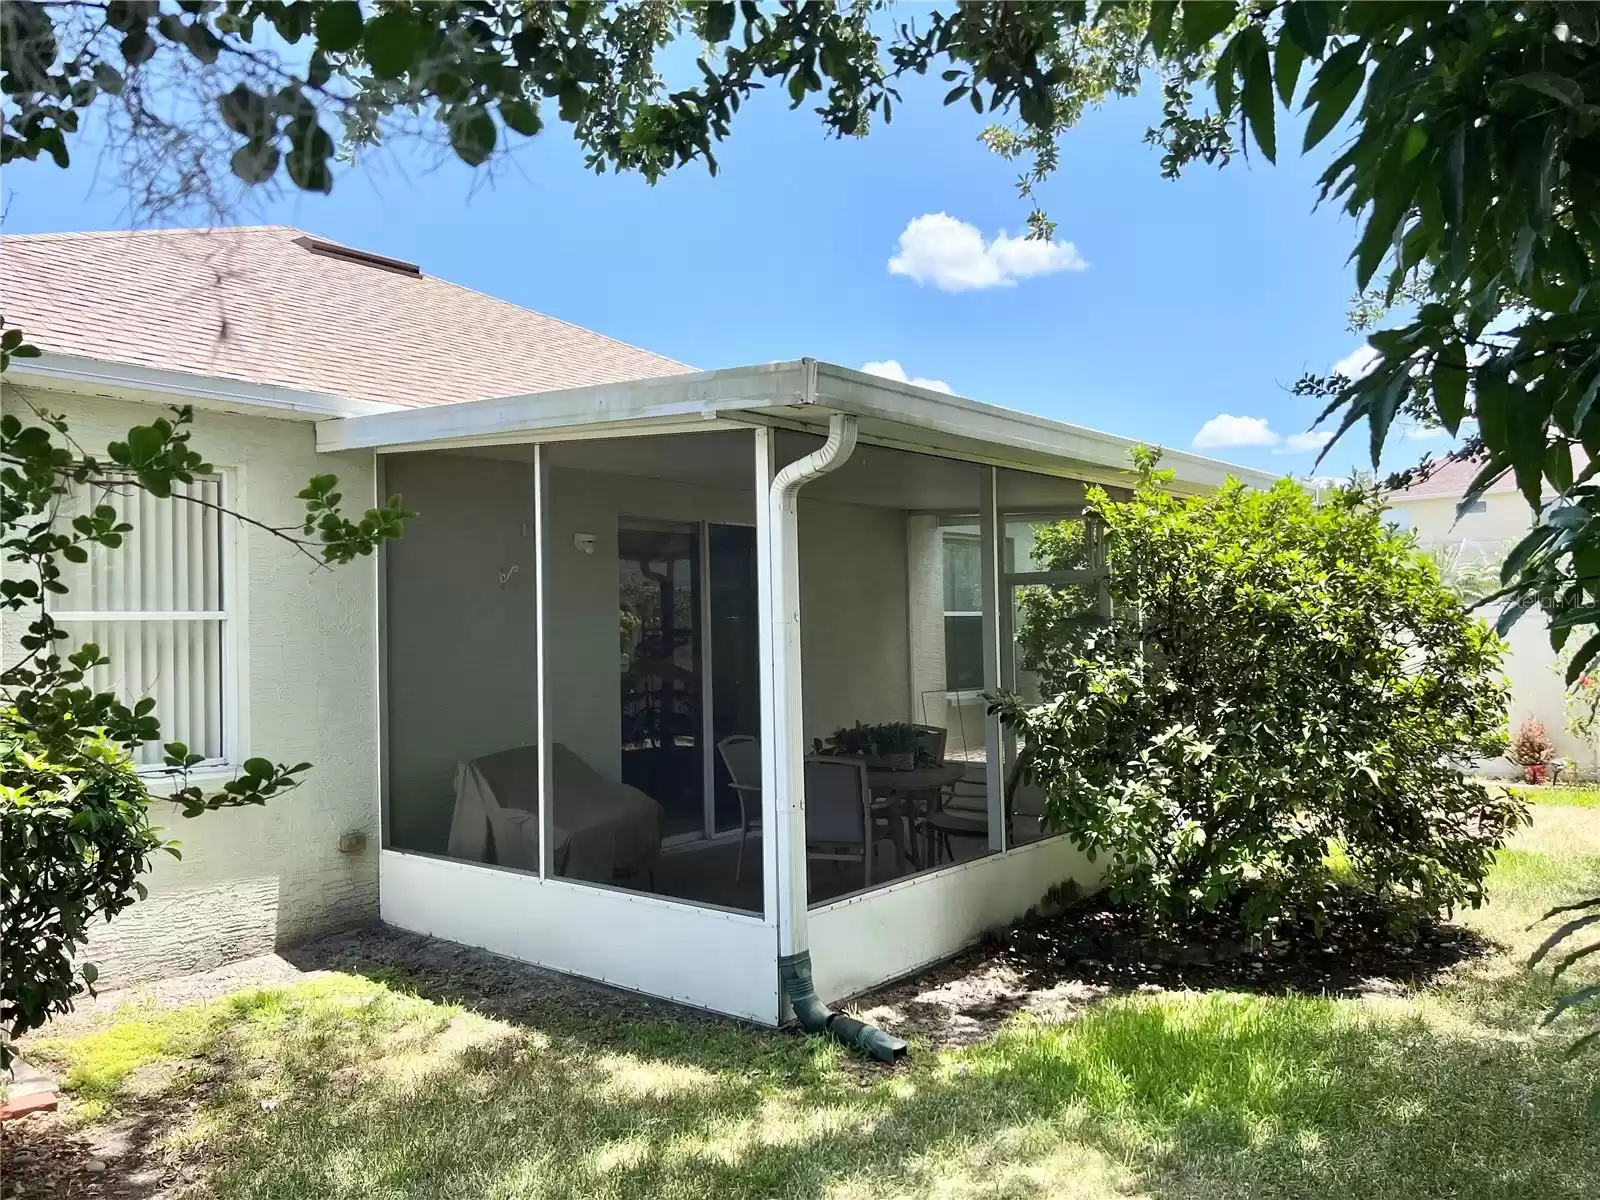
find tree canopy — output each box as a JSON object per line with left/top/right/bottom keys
{"left": 6, "top": 1, "right": 1600, "bottom": 673}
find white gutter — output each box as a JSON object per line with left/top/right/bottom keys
{"left": 767, "top": 400, "right": 859, "bottom": 958}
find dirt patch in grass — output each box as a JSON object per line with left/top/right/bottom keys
{"left": 7, "top": 925, "right": 737, "bottom": 1199}
{"left": 281, "top": 925, "right": 735, "bottom": 1034}
{"left": 856, "top": 896, "right": 1494, "bottom": 1051}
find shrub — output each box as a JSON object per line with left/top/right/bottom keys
{"left": 1510, "top": 715, "right": 1556, "bottom": 784}
{"left": 993, "top": 450, "right": 1523, "bottom": 935}
{"left": 0, "top": 715, "right": 168, "bottom": 1043}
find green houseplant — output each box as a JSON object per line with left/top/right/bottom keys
{"left": 813, "top": 722, "right": 935, "bottom": 770}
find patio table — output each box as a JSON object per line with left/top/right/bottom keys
{"left": 866, "top": 763, "right": 968, "bottom": 869}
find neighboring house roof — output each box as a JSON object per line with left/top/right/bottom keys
{"left": 1391, "top": 454, "right": 1517, "bottom": 501}
{"left": 0, "top": 226, "right": 694, "bottom": 409}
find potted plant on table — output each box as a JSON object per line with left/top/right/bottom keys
{"left": 813, "top": 722, "right": 934, "bottom": 770}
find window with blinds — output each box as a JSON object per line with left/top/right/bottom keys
{"left": 51, "top": 475, "right": 231, "bottom": 769}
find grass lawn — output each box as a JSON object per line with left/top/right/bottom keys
{"left": 14, "top": 798, "right": 1600, "bottom": 1200}
{"left": 1510, "top": 783, "right": 1600, "bottom": 809}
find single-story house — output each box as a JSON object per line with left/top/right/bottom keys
{"left": 1387, "top": 457, "right": 1589, "bottom": 774}
{"left": 2, "top": 226, "right": 1274, "bottom": 1025}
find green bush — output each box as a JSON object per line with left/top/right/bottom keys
{"left": 993, "top": 450, "right": 1524, "bottom": 934}
{"left": 0, "top": 715, "right": 168, "bottom": 1043}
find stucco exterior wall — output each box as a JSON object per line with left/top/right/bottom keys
{"left": 1390, "top": 490, "right": 1593, "bottom": 771}
{"left": 1, "top": 385, "right": 381, "bottom": 984}
{"left": 798, "top": 498, "right": 912, "bottom": 739}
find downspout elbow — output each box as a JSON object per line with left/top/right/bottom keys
{"left": 779, "top": 951, "right": 907, "bottom": 1063}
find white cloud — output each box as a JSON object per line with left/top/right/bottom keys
{"left": 1333, "top": 344, "right": 1380, "bottom": 379}
{"left": 1281, "top": 430, "right": 1334, "bottom": 453}
{"left": 1193, "top": 416, "right": 1335, "bottom": 455}
{"left": 887, "top": 212, "right": 1087, "bottom": 292}
{"left": 860, "top": 359, "right": 953, "bottom": 394}
{"left": 1193, "top": 414, "right": 1280, "bottom": 450}
{"left": 1400, "top": 423, "right": 1451, "bottom": 441}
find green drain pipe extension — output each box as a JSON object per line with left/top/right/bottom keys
{"left": 779, "top": 951, "right": 907, "bottom": 1063}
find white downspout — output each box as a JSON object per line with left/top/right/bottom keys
{"left": 769, "top": 405, "right": 858, "bottom": 958}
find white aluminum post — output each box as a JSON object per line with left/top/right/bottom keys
{"left": 980, "top": 466, "right": 1006, "bottom": 851}
{"left": 755, "top": 427, "right": 780, "bottom": 928}
{"left": 699, "top": 521, "right": 716, "bottom": 839}
{"left": 764, "top": 407, "right": 858, "bottom": 957}
{"left": 534, "top": 443, "right": 553, "bottom": 879}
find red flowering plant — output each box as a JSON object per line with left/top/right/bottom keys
{"left": 1510, "top": 716, "right": 1556, "bottom": 785}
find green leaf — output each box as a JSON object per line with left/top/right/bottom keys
{"left": 1434, "top": 342, "right": 1467, "bottom": 432}
{"left": 1546, "top": 440, "right": 1575, "bottom": 494}
{"left": 1179, "top": 1, "right": 1238, "bottom": 49}
{"left": 92, "top": 63, "right": 125, "bottom": 96}
{"left": 1507, "top": 70, "right": 1584, "bottom": 109}
{"left": 1281, "top": 1, "right": 1328, "bottom": 58}
{"left": 701, "top": 1, "right": 735, "bottom": 44}
{"left": 1302, "top": 44, "right": 1365, "bottom": 152}
{"left": 1543, "top": 983, "right": 1600, "bottom": 1025}
{"left": 231, "top": 141, "right": 280, "bottom": 185}
{"left": 499, "top": 98, "right": 542, "bottom": 137}
{"left": 1501, "top": 525, "right": 1557, "bottom": 584}
{"left": 362, "top": 10, "right": 421, "bottom": 79}
{"left": 1567, "top": 631, "right": 1600, "bottom": 684}
{"left": 1530, "top": 913, "right": 1600, "bottom": 969}
{"left": 1238, "top": 29, "right": 1276, "bottom": 162}
{"left": 121, "top": 27, "right": 157, "bottom": 66}
{"left": 449, "top": 106, "right": 497, "bottom": 167}
{"left": 219, "top": 85, "right": 271, "bottom": 139}
{"left": 315, "top": 1, "right": 364, "bottom": 53}
{"left": 1274, "top": 29, "right": 1305, "bottom": 107}
{"left": 1401, "top": 123, "right": 1427, "bottom": 163}
{"left": 1143, "top": 1, "right": 1177, "bottom": 55}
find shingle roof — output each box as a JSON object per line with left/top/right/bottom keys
{"left": 0, "top": 226, "right": 694, "bottom": 408}
{"left": 1392, "top": 454, "right": 1517, "bottom": 499}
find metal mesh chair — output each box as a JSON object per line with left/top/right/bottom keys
{"left": 804, "top": 756, "right": 874, "bottom": 890}
{"left": 717, "top": 735, "right": 762, "bottom": 882}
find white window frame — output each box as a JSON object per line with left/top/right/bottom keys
{"left": 940, "top": 524, "right": 985, "bottom": 694}
{"left": 47, "top": 469, "right": 240, "bottom": 778}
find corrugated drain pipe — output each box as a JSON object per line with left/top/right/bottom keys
{"left": 769, "top": 397, "right": 908, "bottom": 1063}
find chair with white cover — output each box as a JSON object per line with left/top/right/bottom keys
{"left": 717, "top": 734, "right": 762, "bottom": 882}
{"left": 804, "top": 755, "right": 874, "bottom": 891}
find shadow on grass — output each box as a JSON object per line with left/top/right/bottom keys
{"left": 29, "top": 964, "right": 1600, "bottom": 1200}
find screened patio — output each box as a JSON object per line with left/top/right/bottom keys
{"left": 320, "top": 360, "right": 1267, "bottom": 1024}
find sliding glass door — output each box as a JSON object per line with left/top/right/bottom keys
{"left": 619, "top": 522, "right": 704, "bottom": 838}
{"left": 619, "top": 520, "right": 760, "bottom": 842}
{"left": 708, "top": 524, "right": 760, "bottom": 834}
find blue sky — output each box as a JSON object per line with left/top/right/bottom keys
{"left": 4, "top": 58, "right": 1445, "bottom": 479}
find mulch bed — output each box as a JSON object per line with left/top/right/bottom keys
{"left": 854, "top": 895, "right": 1492, "bottom": 1051}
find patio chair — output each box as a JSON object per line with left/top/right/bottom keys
{"left": 717, "top": 734, "right": 763, "bottom": 882}
{"left": 920, "top": 770, "right": 988, "bottom": 865}
{"left": 804, "top": 756, "right": 875, "bottom": 891}
{"left": 910, "top": 724, "right": 948, "bottom": 765}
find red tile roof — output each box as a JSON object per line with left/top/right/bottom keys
{"left": 0, "top": 226, "right": 694, "bottom": 408}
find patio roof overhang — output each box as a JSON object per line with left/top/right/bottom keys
{"left": 315, "top": 358, "right": 1279, "bottom": 495}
